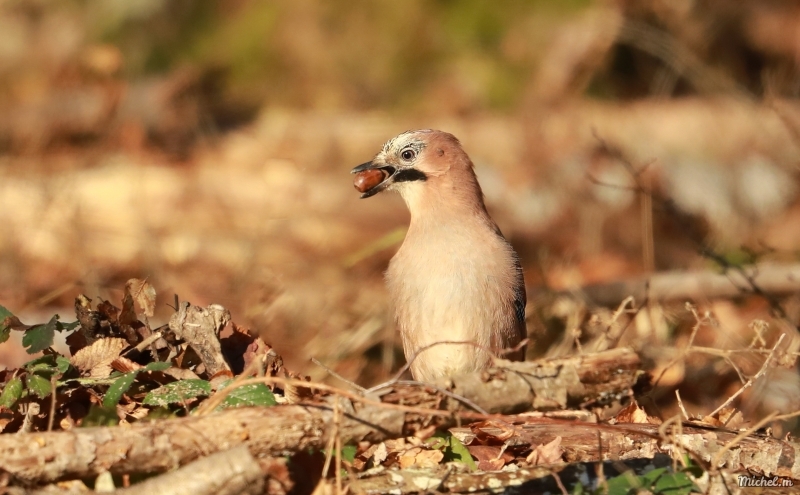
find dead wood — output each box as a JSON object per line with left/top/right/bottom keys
{"left": 0, "top": 404, "right": 405, "bottom": 484}
{"left": 349, "top": 422, "right": 800, "bottom": 494}
{"left": 450, "top": 422, "right": 800, "bottom": 480}
{"left": 0, "top": 348, "right": 639, "bottom": 485}
{"left": 432, "top": 347, "right": 641, "bottom": 414}
{"left": 114, "top": 445, "right": 264, "bottom": 495}
{"left": 541, "top": 262, "right": 800, "bottom": 307}
{"left": 351, "top": 465, "right": 554, "bottom": 494}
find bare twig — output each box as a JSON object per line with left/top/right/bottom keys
{"left": 311, "top": 357, "right": 366, "bottom": 393}
{"left": 375, "top": 340, "right": 502, "bottom": 389}
{"left": 708, "top": 333, "right": 786, "bottom": 418}
{"left": 47, "top": 374, "right": 57, "bottom": 432}
{"left": 373, "top": 380, "right": 489, "bottom": 415}
{"left": 675, "top": 390, "right": 689, "bottom": 421}
{"left": 710, "top": 411, "right": 779, "bottom": 473}
{"left": 651, "top": 304, "right": 710, "bottom": 388}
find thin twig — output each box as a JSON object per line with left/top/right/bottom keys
{"left": 47, "top": 375, "right": 57, "bottom": 432}
{"left": 373, "top": 380, "right": 489, "bottom": 415}
{"left": 675, "top": 390, "right": 689, "bottom": 420}
{"left": 311, "top": 358, "right": 366, "bottom": 393}
{"left": 551, "top": 470, "right": 569, "bottom": 495}
{"left": 366, "top": 340, "right": 507, "bottom": 394}
{"left": 122, "top": 327, "right": 167, "bottom": 356}
{"left": 709, "top": 411, "right": 779, "bottom": 473}
{"left": 194, "top": 354, "right": 265, "bottom": 416}
{"left": 707, "top": 333, "right": 786, "bottom": 418}
{"left": 321, "top": 397, "right": 338, "bottom": 484}
{"left": 334, "top": 397, "right": 343, "bottom": 495}
{"left": 651, "top": 304, "right": 708, "bottom": 388}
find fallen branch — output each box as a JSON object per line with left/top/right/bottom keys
{"left": 350, "top": 420, "right": 800, "bottom": 493}
{"left": 0, "top": 348, "right": 640, "bottom": 484}
{"left": 115, "top": 445, "right": 265, "bottom": 495}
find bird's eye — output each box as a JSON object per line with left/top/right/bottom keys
{"left": 400, "top": 149, "right": 416, "bottom": 161}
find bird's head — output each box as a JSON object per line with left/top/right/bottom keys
{"left": 351, "top": 129, "right": 474, "bottom": 200}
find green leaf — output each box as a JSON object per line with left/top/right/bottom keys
{"left": 143, "top": 379, "right": 211, "bottom": 407}
{"left": 604, "top": 472, "right": 637, "bottom": 495}
{"left": 24, "top": 355, "right": 59, "bottom": 373}
{"left": 444, "top": 434, "right": 475, "bottom": 469}
{"left": 82, "top": 405, "right": 119, "bottom": 427}
{"left": 604, "top": 467, "right": 697, "bottom": 495}
{"left": 218, "top": 382, "right": 277, "bottom": 409}
{"left": 426, "top": 431, "right": 476, "bottom": 470}
{"left": 647, "top": 469, "right": 696, "bottom": 495}
{"left": 0, "top": 305, "right": 12, "bottom": 344}
{"left": 143, "top": 362, "right": 171, "bottom": 372}
{"left": 340, "top": 444, "right": 357, "bottom": 463}
{"left": 0, "top": 376, "right": 23, "bottom": 408}
{"left": 59, "top": 320, "right": 80, "bottom": 332}
{"left": 56, "top": 356, "right": 72, "bottom": 374}
{"left": 26, "top": 373, "right": 52, "bottom": 398}
{"left": 24, "top": 354, "right": 71, "bottom": 380}
{"left": 22, "top": 315, "right": 59, "bottom": 354}
{"left": 103, "top": 371, "right": 139, "bottom": 408}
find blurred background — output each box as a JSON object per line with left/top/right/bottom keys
{"left": 1, "top": 0, "right": 799, "bottom": 422}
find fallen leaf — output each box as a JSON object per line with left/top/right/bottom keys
{"left": 398, "top": 447, "right": 444, "bottom": 469}
{"left": 70, "top": 338, "right": 128, "bottom": 378}
{"left": 525, "top": 436, "right": 563, "bottom": 465}
{"left": 613, "top": 400, "right": 661, "bottom": 425}
{"left": 126, "top": 279, "right": 157, "bottom": 317}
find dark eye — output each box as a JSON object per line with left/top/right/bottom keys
{"left": 400, "top": 148, "right": 416, "bottom": 161}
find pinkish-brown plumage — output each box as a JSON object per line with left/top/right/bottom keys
{"left": 352, "top": 130, "right": 526, "bottom": 382}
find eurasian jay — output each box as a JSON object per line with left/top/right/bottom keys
{"left": 352, "top": 129, "right": 527, "bottom": 382}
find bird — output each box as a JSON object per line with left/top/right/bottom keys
{"left": 351, "top": 129, "right": 527, "bottom": 382}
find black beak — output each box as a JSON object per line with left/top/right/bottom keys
{"left": 351, "top": 161, "right": 379, "bottom": 174}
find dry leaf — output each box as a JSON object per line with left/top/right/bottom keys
{"left": 612, "top": 401, "right": 661, "bottom": 425}
{"left": 125, "top": 278, "right": 157, "bottom": 317}
{"left": 398, "top": 447, "right": 444, "bottom": 469}
{"left": 371, "top": 441, "right": 388, "bottom": 465}
{"left": 467, "top": 445, "right": 513, "bottom": 471}
{"left": 717, "top": 407, "right": 744, "bottom": 429}
{"left": 111, "top": 356, "right": 142, "bottom": 373}
{"left": 470, "top": 419, "right": 518, "bottom": 443}
{"left": 525, "top": 436, "right": 563, "bottom": 465}
{"left": 1, "top": 315, "right": 32, "bottom": 332}
{"left": 70, "top": 338, "right": 128, "bottom": 378}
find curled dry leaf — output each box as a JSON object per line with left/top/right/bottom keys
{"left": 70, "top": 338, "right": 128, "bottom": 378}
{"left": 699, "top": 406, "right": 744, "bottom": 429}
{"left": 125, "top": 278, "right": 157, "bottom": 318}
{"left": 111, "top": 356, "right": 141, "bottom": 374}
{"left": 525, "top": 436, "right": 563, "bottom": 466}
{"left": 354, "top": 441, "right": 389, "bottom": 470}
{"left": 612, "top": 400, "right": 661, "bottom": 425}
{"left": 467, "top": 445, "right": 514, "bottom": 471}
{"left": 2, "top": 315, "right": 32, "bottom": 332}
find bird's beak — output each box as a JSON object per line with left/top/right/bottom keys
{"left": 351, "top": 161, "right": 397, "bottom": 199}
